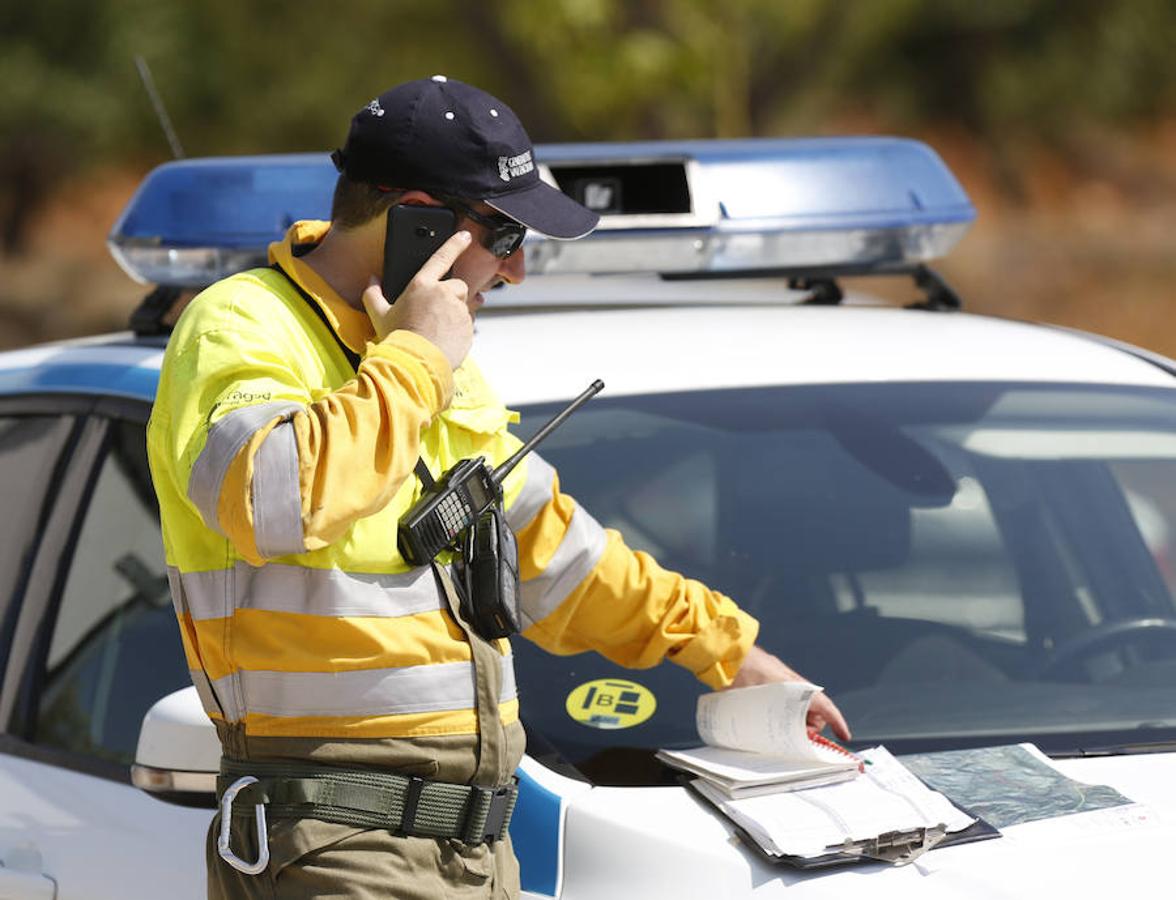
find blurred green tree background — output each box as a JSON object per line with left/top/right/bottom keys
{"left": 1, "top": 0, "right": 1174, "bottom": 345}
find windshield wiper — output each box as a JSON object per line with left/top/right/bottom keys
{"left": 1053, "top": 741, "right": 1176, "bottom": 758}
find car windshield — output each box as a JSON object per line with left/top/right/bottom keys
{"left": 510, "top": 381, "right": 1176, "bottom": 785}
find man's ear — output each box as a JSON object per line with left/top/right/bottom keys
{"left": 395, "top": 190, "right": 443, "bottom": 207}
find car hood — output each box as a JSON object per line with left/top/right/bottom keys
{"left": 551, "top": 750, "right": 1176, "bottom": 899}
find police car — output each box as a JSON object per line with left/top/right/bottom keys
{"left": 3, "top": 139, "right": 1176, "bottom": 898}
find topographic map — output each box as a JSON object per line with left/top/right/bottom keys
{"left": 900, "top": 744, "right": 1131, "bottom": 829}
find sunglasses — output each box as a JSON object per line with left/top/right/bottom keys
{"left": 446, "top": 200, "right": 527, "bottom": 259}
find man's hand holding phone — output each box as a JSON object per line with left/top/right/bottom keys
{"left": 362, "top": 229, "right": 475, "bottom": 370}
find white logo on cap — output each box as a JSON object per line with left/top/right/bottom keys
{"left": 367, "top": 99, "right": 385, "bottom": 117}
{"left": 497, "top": 150, "right": 534, "bottom": 182}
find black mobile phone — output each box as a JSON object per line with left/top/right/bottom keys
{"left": 382, "top": 205, "right": 458, "bottom": 303}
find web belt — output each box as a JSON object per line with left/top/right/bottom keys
{"left": 218, "top": 758, "right": 518, "bottom": 845}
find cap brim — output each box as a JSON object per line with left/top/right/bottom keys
{"left": 485, "top": 180, "right": 600, "bottom": 240}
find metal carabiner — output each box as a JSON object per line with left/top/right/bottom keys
{"left": 217, "top": 775, "right": 270, "bottom": 875}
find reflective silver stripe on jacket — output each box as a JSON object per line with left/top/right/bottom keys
{"left": 167, "top": 567, "right": 193, "bottom": 618}
{"left": 189, "top": 668, "right": 222, "bottom": 718}
{"left": 188, "top": 401, "right": 303, "bottom": 533}
{"left": 170, "top": 571, "right": 230, "bottom": 721}
{"left": 252, "top": 420, "right": 306, "bottom": 557}
{"left": 208, "top": 655, "right": 517, "bottom": 722}
{"left": 505, "top": 453, "right": 555, "bottom": 532}
{"left": 171, "top": 563, "right": 445, "bottom": 621}
{"left": 520, "top": 502, "right": 608, "bottom": 628}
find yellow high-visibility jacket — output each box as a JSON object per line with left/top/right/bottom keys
{"left": 147, "top": 220, "right": 758, "bottom": 745}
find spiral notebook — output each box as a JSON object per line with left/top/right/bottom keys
{"left": 655, "top": 682, "right": 862, "bottom": 799}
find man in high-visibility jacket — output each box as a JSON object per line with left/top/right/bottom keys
{"left": 148, "top": 76, "right": 849, "bottom": 900}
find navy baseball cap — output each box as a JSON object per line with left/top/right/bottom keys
{"left": 331, "top": 75, "right": 599, "bottom": 240}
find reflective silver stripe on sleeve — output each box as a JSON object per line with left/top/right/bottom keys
{"left": 252, "top": 420, "right": 305, "bottom": 557}
{"left": 187, "top": 401, "right": 303, "bottom": 533}
{"left": 519, "top": 502, "right": 608, "bottom": 628}
{"left": 211, "top": 659, "right": 495, "bottom": 718}
{"left": 505, "top": 453, "right": 555, "bottom": 532}
{"left": 176, "top": 563, "right": 445, "bottom": 621}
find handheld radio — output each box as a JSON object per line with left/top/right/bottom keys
{"left": 397, "top": 379, "right": 604, "bottom": 567}
{"left": 455, "top": 506, "right": 521, "bottom": 638}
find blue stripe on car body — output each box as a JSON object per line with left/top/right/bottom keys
{"left": 510, "top": 766, "right": 564, "bottom": 897}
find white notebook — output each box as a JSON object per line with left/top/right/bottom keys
{"left": 655, "top": 682, "right": 860, "bottom": 799}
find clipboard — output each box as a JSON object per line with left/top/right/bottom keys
{"left": 684, "top": 778, "right": 1000, "bottom": 869}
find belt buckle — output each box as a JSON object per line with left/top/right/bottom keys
{"left": 470, "top": 782, "right": 515, "bottom": 844}
{"left": 217, "top": 775, "right": 270, "bottom": 875}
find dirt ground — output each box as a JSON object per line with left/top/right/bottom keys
{"left": 1, "top": 124, "right": 1173, "bottom": 354}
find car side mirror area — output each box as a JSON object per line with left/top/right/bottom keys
{"left": 131, "top": 686, "right": 220, "bottom": 808}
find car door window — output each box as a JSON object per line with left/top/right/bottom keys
{"left": 33, "top": 419, "right": 189, "bottom": 766}
{"left": 0, "top": 414, "right": 77, "bottom": 633}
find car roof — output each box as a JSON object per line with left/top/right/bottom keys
{"left": 0, "top": 304, "right": 1171, "bottom": 407}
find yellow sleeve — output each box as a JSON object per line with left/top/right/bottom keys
{"left": 513, "top": 465, "right": 759, "bottom": 689}
{"left": 215, "top": 330, "right": 453, "bottom": 563}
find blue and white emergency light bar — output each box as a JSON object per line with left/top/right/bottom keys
{"left": 108, "top": 137, "right": 974, "bottom": 288}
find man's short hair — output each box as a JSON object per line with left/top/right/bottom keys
{"left": 330, "top": 176, "right": 403, "bottom": 229}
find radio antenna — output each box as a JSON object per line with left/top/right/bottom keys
{"left": 492, "top": 380, "right": 603, "bottom": 484}
{"left": 135, "top": 54, "right": 185, "bottom": 159}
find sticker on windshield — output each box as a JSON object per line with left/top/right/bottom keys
{"left": 565, "top": 678, "right": 656, "bottom": 730}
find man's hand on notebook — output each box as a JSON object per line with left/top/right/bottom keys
{"left": 728, "top": 645, "right": 851, "bottom": 742}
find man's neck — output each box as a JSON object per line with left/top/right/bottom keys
{"left": 301, "top": 223, "right": 379, "bottom": 311}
